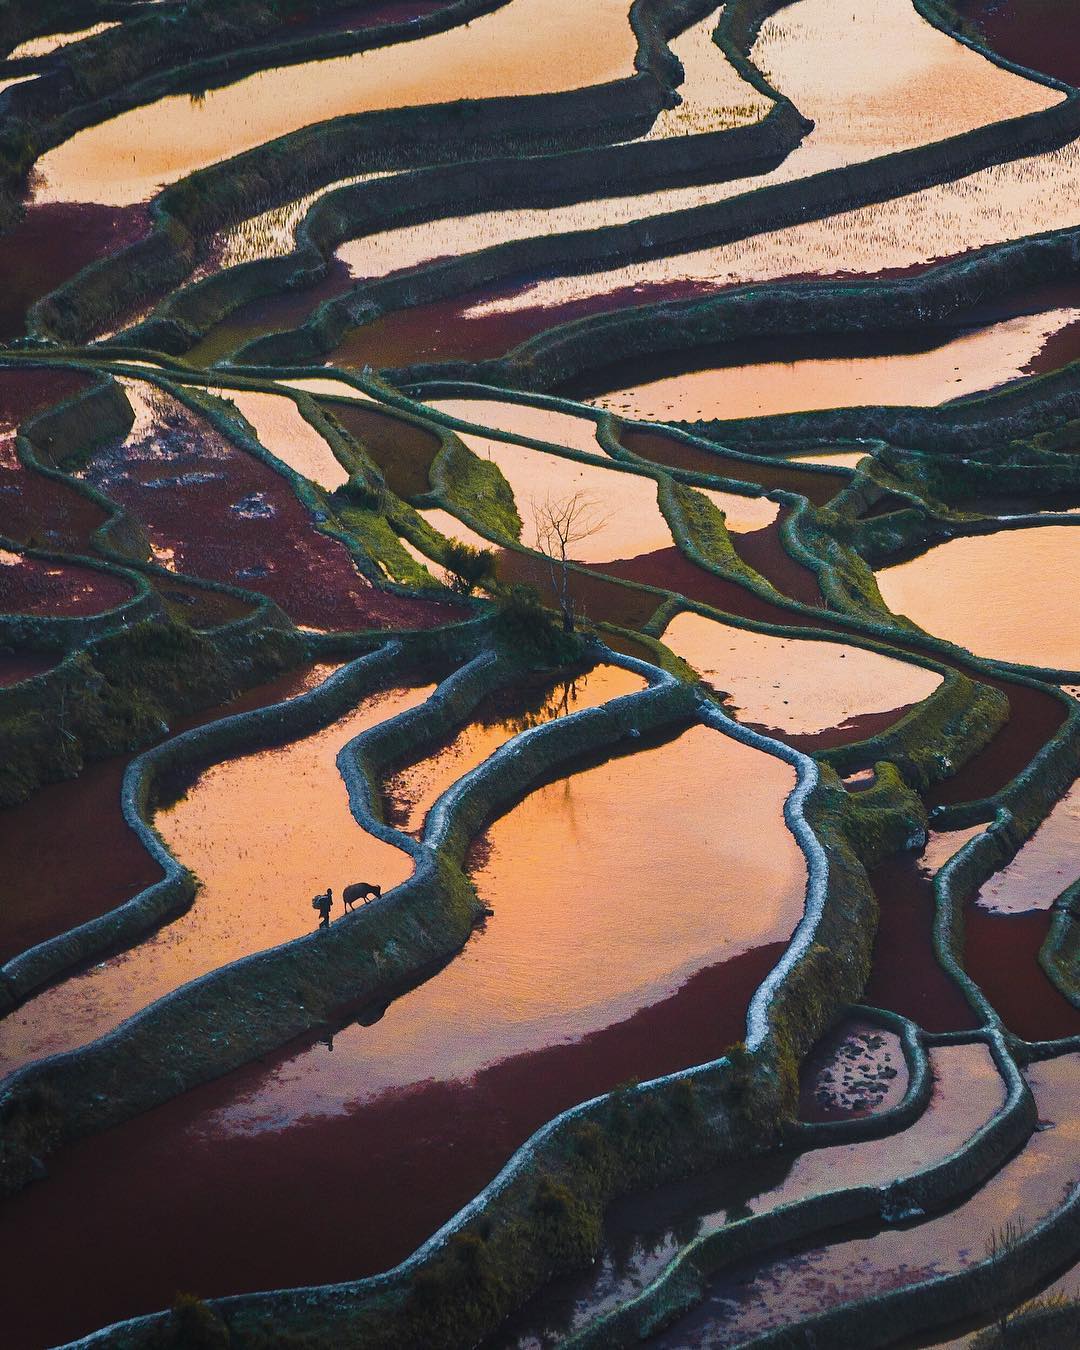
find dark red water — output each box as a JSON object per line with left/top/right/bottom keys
{"left": 864, "top": 847, "right": 981, "bottom": 1034}
{"left": 964, "top": 905, "right": 1080, "bottom": 1042}
{"left": 0, "top": 203, "right": 150, "bottom": 343}
{"left": 0, "top": 940, "right": 785, "bottom": 1350}
{"left": 85, "top": 382, "right": 465, "bottom": 630}
{"left": 953, "top": 0, "right": 1080, "bottom": 85}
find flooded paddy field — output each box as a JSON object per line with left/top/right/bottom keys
{"left": 876, "top": 525, "right": 1080, "bottom": 671}
{"left": 0, "top": 718, "right": 804, "bottom": 1349}
{"left": 648, "top": 1056, "right": 1078, "bottom": 1347}
{"left": 0, "top": 661, "right": 340, "bottom": 965}
{"left": 1, "top": 0, "right": 1078, "bottom": 1345}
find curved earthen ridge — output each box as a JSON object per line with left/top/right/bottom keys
{"left": 1, "top": 1, "right": 1079, "bottom": 1346}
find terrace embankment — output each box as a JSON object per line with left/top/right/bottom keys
{"left": 501, "top": 1041, "right": 1005, "bottom": 1345}
{"left": 576, "top": 307, "right": 1080, "bottom": 422}
{"left": 660, "top": 610, "right": 942, "bottom": 750}
{"left": 648, "top": 1055, "right": 1078, "bottom": 1347}
{"left": 0, "top": 661, "right": 340, "bottom": 965}
{"left": 959, "top": 781, "right": 1080, "bottom": 1042}
{"left": 384, "top": 662, "right": 646, "bottom": 831}
{"left": 0, "top": 716, "right": 806, "bottom": 1349}
{"left": 0, "top": 680, "right": 433, "bottom": 1079}
{"left": 315, "top": 0, "right": 1065, "bottom": 372}
{"left": 85, "top": 380, "right": 465, "bottom": 630}
{"left": 427, "top": 404, "right": 676, "bottom": 561}
{"left": 207, "top": 386, "right": 350, "bottom": 490}
{"left": 29, "top": 0, "right": 643, "bottom": 209}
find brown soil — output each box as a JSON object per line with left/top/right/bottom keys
{"left": 323, "top": 398, "right": 441, "bottom": 498}
{"left": 0, "top": 555, "right": 134, "bottom": 616}
{"left": 86, "top": 389, "right": 466, "bottom": 630}
{"left": 618, "top": 427, "right": 849, "bottom": 506}
{"left": 0, "top": 653, "right": 57, "bottom": 687}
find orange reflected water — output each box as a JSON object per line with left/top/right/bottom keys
{"left": 209, "top": 386, "right": 350, "bottom": 490}
{"left": 662, "top": 611, "right": 942, "bottom": 738}
{"left": 876, "top": 526, "right": 1080, "bottom": 671}
{"left": 429, "top": 409, "right": 673, "bottom": 563}
{"left": 207, "top": 721, "right": 805, "bottom": 1130}
{"left": 654, "top": 1055, "right": 1079, "bottom": 1347}
{"left": 341, "top": 0, "right": 1054, "bottom": 287}
{"left": 385, "top": 663, "right": 647, "bottom": 833}
{"left": 31, "top": 0, "right": 640, "bottom": 206}
{"left": 0, "top": 682, "right": 432, "bottom": 1080}
{"left": 7, "top": 21, "right": 119, "bottom": 59}
{"left": 698, "top": 488, "right": 780, "bottom": 532}
{"left": 588, "top": 309, "right": 1080, "bottom": 422}
{"left": 277, "top": 376, "right": 375, "bottom": 401}
{"left": 420, "top": 506, "right": 500, "bottom": 551}
{"left": 337, "top": 15, "right": 772, "bottom": 279}
{"left": 425, "top": 395, "right": 604, "bottom": 454}
{"left": 463, "top": 0, "right": 1063, "bottom": 323}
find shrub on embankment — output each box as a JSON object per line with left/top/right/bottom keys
{"left": 0, "top": 617, "right": 303, "bottom": 806}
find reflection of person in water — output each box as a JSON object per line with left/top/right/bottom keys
{"left": 312, "top": 888, "right": 333, "bottom": 929}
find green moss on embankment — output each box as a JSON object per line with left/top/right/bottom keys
{"left": 19, "top": 373, "right": 134, "bottom": 471}
{"left": 820, "top": 669, "right": 1010, "bottom": 793}
{"left": 760, "top": 763, "right": 925, "bottom": 1110}
{"left": 337, "top": 505, "right": 438, "bottom": 588}
{"left": 663, "top": 479, "right": 774, "bottom": 589}
{"left": 431, "top": 433, "right": 523, "bottom": 542}
{"left": 1044, "top": 876, "right": 1080, "bottom": 1005}
{"left": 0, "top": 618, "right": 302, "bottom": 807}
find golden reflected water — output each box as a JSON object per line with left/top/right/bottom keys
{"left": 31, "top": 0, "right": 641, "bottom": 206}
{"left": 209, "top": 387, "right": 350, "bottom": 491}
{"left": 341, "top": 0, "right": 1056, "bottom": 285}
{"left": 876, "top": 526, "right": 1080, "bottom": 671}
{"left": 0, "top": 680, "right": 432, "bottom": 1079}
{"left": 209, "top": 721, "right": 806, "bottom": 1129}
{"left": 588, "top": 308, "right": 1080, "bottom": 421}
{"left": 7, "top": 22, "right": 119, "bottom": 60}
{"left": 663, "top": 611, "right": 942, "bottom": 736}
{"left": 425, "top": 396, "right": 604, "bottom": 454}
{"left": 430, "top": 407, "right": 673, "bottom": 563}
{"left": 385, "top": 663, "right": 647, "bottom": 833}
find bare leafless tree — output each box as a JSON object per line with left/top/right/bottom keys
{"left": 531, "top": 492, "right": 609, "bottom": 632}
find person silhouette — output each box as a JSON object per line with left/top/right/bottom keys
{"left": 312, "top": 887, "right": 333, "bottom": 929}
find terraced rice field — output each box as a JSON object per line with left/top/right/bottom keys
{"left": 0, "top": 2, "right": 1077, "bottom": 1348}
